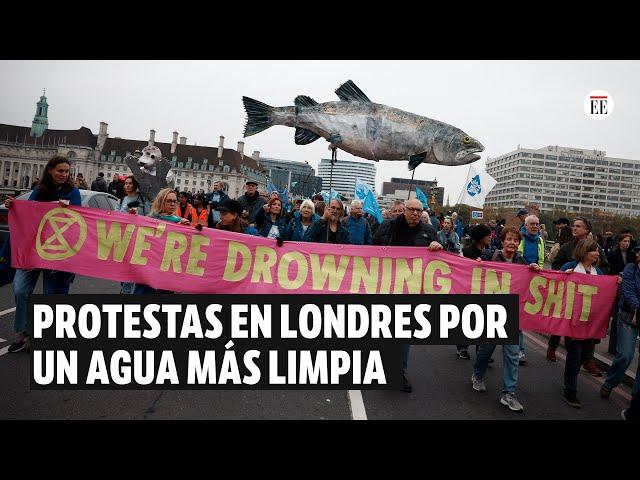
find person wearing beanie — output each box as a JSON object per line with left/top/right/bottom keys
{"left": 456, "top": 223, "right": 494, "bottom": 360}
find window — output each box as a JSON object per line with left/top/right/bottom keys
{"left": 533, "top": 154, "right": 544, "bottom": 159}
{"left": 177, "top": 179, "right": 181, "bottom": 184}
{"left": 521, "top": 153, "right": 531, "bottom": 158}
{"left": 546, "top": 155, "right": 558, "bottom": 160}
{"left": 110, "top": 151, "right": 116, "bottom": 156}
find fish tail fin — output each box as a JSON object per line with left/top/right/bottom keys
{"left": 242, "top": 96, "right": 275, "bottom": 137}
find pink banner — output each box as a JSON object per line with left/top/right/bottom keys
{"left": 10, "top": 201, "right": 618, "bottom": 338}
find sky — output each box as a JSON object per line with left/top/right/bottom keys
{"left": 1, "top": 60, "right": 638, "bottom": 202}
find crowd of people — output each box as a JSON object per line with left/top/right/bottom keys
{"left": 3, "top": 155, "right": 640, "bottom": 420}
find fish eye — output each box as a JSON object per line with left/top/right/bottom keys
{"left": 462, "top": 136, "right": 471, "bottom": 144}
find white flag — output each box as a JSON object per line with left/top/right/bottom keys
{"left": 456, "top": 164, "right": 497, "bottom": 208}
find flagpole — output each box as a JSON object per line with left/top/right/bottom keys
{"left": 407, "top": 168, "right": 416, "bottom": 201}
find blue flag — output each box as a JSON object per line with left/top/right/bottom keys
{"left": 354, "top": 179, "right": 383, "bottom": 224}
{"left": 267, "top": 179, "right": 288, "bottom": 202}
{"left": 415, "top": 186, "right": 428, "bottom": 208}
{"left": 321, "top": 189, "right": 340, "bottom": 203}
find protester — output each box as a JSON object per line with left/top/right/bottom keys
{"left": 539, "top": 223, "right": 549, "bottom": 242}
{"left": 389, "top": 200, "right": 405, "bottom": 220}
{"left": 372, "top": 198, "right": 442, "bottom": 393}
{"left": 559, "top": 239, "right": 613, "bottom": 407}
{"left": 471, "top": 226, "right": 540, "bottom": 412}
{"left": 457, "top": 224, "right": 493, "bottom": 360}
{"left": 437, "top": 216, "right": 461, "bottom": 253}
{"left": 516, "top": 208, "right": 528, "bottom": 234}
{"left": 516, "top": 214, "right": 546, "bottom": 365}
{"left": 314, "top": 200, "right": 326, "bottom": 217}
{"left": 176, "top": 191, "right": 193, "bottom": 220}
{"left": 74, "top": 173, "right": 88, "bottom": 190}
{"left": 364, "top": 212, "right": 380, "bottom": 236}
{"left": 343, "top": 199, "right": 372, "bottom": 245}
{"left": 30, "top": 177, "right": 40, "bottom": 189}
{"left": 236, "top": 180, "right": 266, "bottom": 224}
{"left": 452, "top": 212, "right": 464, "bottom": 240}
{"left": 283, "top": 199, "right": 319, "bottom": 241}
{"left": 207, "top": 181, "right": 230, "bottom": 228}
{"left": 119, "top": 175, "right": 146, "bottom": 215}
{"left": 609, "top": 233, "right": 635, "bottom": 276}
{"left": 107, "top": 173, "right": 125, "bottom": 199}
{"left": 256, "top": 197, "right": 287, "bottom": 239}
{"left": 5, "top": 156, "right": 81, "bottom": 353}
{"left": 303, "top": 199, "right": 351, "bottom": 244}
{"left": 600, "top": 245, "right": 640, "bottom": 400}
{"left": 549, "top": 217, "right": 609, "bottom": 373}
{"left": 132, "top": 188, "right": 191, "bottom": 295}
{"left": 90, "top": 171, "right": 107, "bottom": 192}
{"left": 548, "top": 218, "right": 573, "bottom": 266}
{"left": 215, "top": 199, "right": 259, "bottom": 236}
{"left": 190, "top": 193, "right": 209, "bottom": 228}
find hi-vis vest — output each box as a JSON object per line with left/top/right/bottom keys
{"left": 517, "top": 236, "right": 545, "bottom": 268}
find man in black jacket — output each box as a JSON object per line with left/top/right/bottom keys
{"left": 107, "top": 173, "right": 125, "bottom": 199}
{"left": 91, "top": 172, "right": 107, "bottom": 192}
{"left": 549, "top": 216, "right": 607, "bottom": 376}
{"left": 373, "top": 198, "right": 442, "bottom": 393}
{"left": 236, "top": 180, "right": 266, "bottom": 224}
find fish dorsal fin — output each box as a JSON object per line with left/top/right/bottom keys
{"left": 294, "top": 95, "right": 318, "bottom": 107}
{"left": 295, "top": 127, "right": 321, "bottom": 145}
{"left": 335, "top": 80, "right": 371, "bottom": 103}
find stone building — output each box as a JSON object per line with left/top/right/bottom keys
{"left": 0, "top": 93, "right": 266, "bottom": 197}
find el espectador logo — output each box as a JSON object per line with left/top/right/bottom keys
{"left": 584, "top": 90, "right": 614, "bottom": 120}
{"left": 36, "top": 208, "right": 87, "bottom": 261}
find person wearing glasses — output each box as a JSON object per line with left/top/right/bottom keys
{"left": 513, "top": 214, "right": 546, "bottom": 365}
{"left": 132, "top": 188, "right": 190, "bottom": 295}
{"left": 373, "top": 198, "right": 443, "bottom": 393}
{"left": 302, "top": 198, "right": 351, "bottom": 244}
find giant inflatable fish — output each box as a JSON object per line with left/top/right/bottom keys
{"left": 242, "top": 80, "right": 484, "bottom": 170}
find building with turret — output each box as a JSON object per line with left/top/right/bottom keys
{"left": 0, "top": 93, "right": 266, "bottom": 196}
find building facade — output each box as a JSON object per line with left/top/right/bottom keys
{"left": 484, "top": 145, "right": 640, "bottom": 216}
{"left": 0, "top": 94, "right": 266, "bottom": 198}
{"left": 317, "top": 157, "right": 376, "bottom": 197}
{"left": 380, "top": 177, "right": 444, "bottom": 207}
{"left": 259, "top": 157, "right": 323, "bottom": 198}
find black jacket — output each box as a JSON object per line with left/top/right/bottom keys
{"left": 552, "top": 238, "right": 610, "bottom": 274}
{"left": 302, "top": 218, "right": 351, "bottom": 244}
{"left": 372, "top": 215, "right": 437, "bottom": 247}
{"left": 609, "top": 248, "right": 635, "bottom": 276}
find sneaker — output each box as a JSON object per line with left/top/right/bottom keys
{"left": 500, "top": 392, "right": 524, "bottom": 412}
{"left": 546, "top": 348, "right": 557, "bottom": 362}
{"left": 457, "top": 349, "right": 471, "bottom": 360}
{"left": 401, "top": 373, "right": 412, "bottom": 393}
{"left": 471, "top": 374, "right": 486, "bottom": 392}
{"left": 518, "top": 351, "right": 527, "bottom": 365}
{"left": 600, "top": 384, "right": 612, "bottom": 399}
{"left": 582, "top": 360, "right": 602, "bottom": 377}
{"left": 8, "top": 334, "right": 29, "bottom": 353}
{"left": 563, "top": 390, "right": 581, "bottom": 408}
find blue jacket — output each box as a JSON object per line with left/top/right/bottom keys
{"left": 284, "top": 211, "right": 320, "bottom": 241}
{"left": 257, "top": 214, "right": 287, "bottom": 239}
{"left": 454, "top": 219, "right": 464, "bottom": 239}
{"left": 29, "top": 186, "right": 81, "bottom": 205}
{"left": 343, "top": 216, "right": 372, "bottom": 245}
{"left": 437, "top": 229, "right": 460, "bottom": 253}
{"left": 619, "top": 263, "right": 640, "bottom": 313}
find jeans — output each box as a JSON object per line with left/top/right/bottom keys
{"left": 473, "top": 344, "right": 519, "bottom": 393}
{"left": 519, "top": 331, "right": 525, "bottom": 353}
{"left": 132, "top": 283, "right": 174, "bottom": 295}
{"left": 13, "top": 268, "right": 74, "bottom": 334}
{"left": 564, "top": 338, "right": 594, "bottom": 393}
{"left": 402, "top": 345, "right": 410, "bottom": 373}
{"left": 604, "top": 318, "right": 640, "bottom": 396}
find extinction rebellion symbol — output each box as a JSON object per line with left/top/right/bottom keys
{"left": 35, "top": 208, "right": 87, "bottom": 260}
{"left": 466, "top": 175, "right": 482, "bottom": 197}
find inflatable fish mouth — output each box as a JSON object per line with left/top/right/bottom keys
{"left": 455, "top": 148, "right": 483, "bottom": 165}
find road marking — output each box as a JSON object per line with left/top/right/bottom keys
{"left": 347, "top": 390, "right": 367, "bottom": 420}
{"left": 0, "top": 307, "right": 16, "bottom": 317}
{"left": 0, "top": 346, "right": 10, "bottom": 357}
{"left": 523, "top": 332, "right": 632, "bottom": 402}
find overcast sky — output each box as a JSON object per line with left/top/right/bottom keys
{"left": 1, "top": 60, "right": 638, "bottom": 201}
